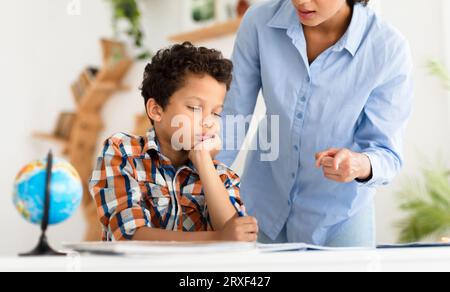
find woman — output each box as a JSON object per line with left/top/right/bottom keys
{"left": 217, "top": 0, "right": 413, "bottom": 247}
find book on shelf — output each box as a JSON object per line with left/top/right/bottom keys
{"left": 53, "top": 112, "right": 77, "bottom": 141}
{"left": 71, "top": 66, "right": 99, "bottom": 104}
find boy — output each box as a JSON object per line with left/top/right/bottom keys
{"left": 89, "top": 42, "right": 258, "bottom": 242}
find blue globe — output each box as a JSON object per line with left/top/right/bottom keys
{"left": 13, "top": 157, "right": 83, "bottom": 225}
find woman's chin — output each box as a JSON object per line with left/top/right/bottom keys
{"left": 299, "top": 18, "right": 323, "bottom": 27}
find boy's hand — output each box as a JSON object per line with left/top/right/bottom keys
{"left": 219, "top": 216, "right": 259, "bottom": 242}
{"left": 188, "top": 134, "right": 222, "bottom": 166}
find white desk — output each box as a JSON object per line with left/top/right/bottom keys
{"left": 1, "top": 247, "right": 450, "bottom": 272}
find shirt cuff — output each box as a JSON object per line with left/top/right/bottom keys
{"left": 109, "top": 207, "right": 152, "bottom": 241}
{"left": 356, "top": 152, "right": 382, "bottom": 187}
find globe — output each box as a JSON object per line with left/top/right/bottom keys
{"left": 13, "top": 156, "right": 83, "bottom": 226}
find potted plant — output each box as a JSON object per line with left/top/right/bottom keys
{"left": 427, "top": 60, "right": 450, "bottom": 90}
{"left": 106, "top": 0, "right": 152, "bottom": 60}
{"left": 396, "top": 62, "right": 450, "bottom": 243}
{"left": 397, "top": 166, "right": 450, "bottom": 242}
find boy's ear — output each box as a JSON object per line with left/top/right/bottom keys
{"left": 146, "top": 98, "right": 164, "bottom": 123}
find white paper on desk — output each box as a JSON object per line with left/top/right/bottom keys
{"left": 63, "top": 241, "right": 258, "bottom": 255}
{"left": 257, "top": 243, "right": 369, "bottom": 253}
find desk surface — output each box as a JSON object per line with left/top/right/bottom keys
{"left": 1, "top": 247, "right": 450, "bottom": 272}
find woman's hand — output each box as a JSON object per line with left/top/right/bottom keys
{"left": 219, "top": 216, "right": 259, "bottom": 242}
{"left": 315, "top": 148, "right": 372, "bottom": 183}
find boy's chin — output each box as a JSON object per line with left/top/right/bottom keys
{"left": 171, "top": 138, "right": 208, "bottom": 152}
{"left": 178, "top": 146, "right": 194, "bottom": 154}
{"left": 172, "top": 145, "right": 190, "bottom": 153}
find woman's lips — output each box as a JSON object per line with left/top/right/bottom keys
{"left": 297, "top": 9, "right": 316, "bottom": 19}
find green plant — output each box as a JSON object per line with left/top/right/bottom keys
{"left": 427, "top": 60, "right": 450, "bottom": 90}
{"left": 106, "top": 0, "right": 151, "bottom": 60}
{"left": 396, "top": 62, "right": 450, "bottom": 243}
{"left": 192, "top": 0, "right": 215, "bottom": 22}
{"left": 397, "top": 167, "right": 450, "bottom": 243}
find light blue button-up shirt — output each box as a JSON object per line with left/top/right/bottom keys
{"left": 217, "top": 0, "right": 413, "bottom": 245}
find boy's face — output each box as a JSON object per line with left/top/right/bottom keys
{"left": 291, "top": 0, "right": 348, "bottom": 27}
{"left": 148, "top": 73, "right": 226, "bottom": 152}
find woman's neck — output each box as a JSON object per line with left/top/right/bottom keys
{"left": 305, "top": 4, "right": 353, "bottom": 39}
{"left": 303, "top": 4, "right": 353, "bottom": 64}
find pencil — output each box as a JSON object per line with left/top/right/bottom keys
{"left": 229, "top": 196, "right": 246, "bottom": 217}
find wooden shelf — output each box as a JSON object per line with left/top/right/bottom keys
{"left": 92, "top": 82, "right": 130, "bottom": 93}
{"left": 78, "top": 60, "right": 133, "bottom": 111}
{"left": 33, "top": 39, "right": 133, "bottom": 242}
{"left": 169, "top": 18, "right": 242, "bottom": 43}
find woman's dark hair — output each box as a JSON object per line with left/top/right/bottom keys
{"left": 141, "top": 41, "right": 233, "bottom": 110}
{"left": 347, "top": 0, "right": 369, "bottom": 6}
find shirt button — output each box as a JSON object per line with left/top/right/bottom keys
{"left": 291, "top": 173, "right": 296, "bottom": 179}
{"left": 294, "top": 145, "right": 299, "bottom": 151}
{"left": 300, "top": 96, "right": 306, "bottom": 102}
{"left": 296, "top": 113, "right": 304, "bottom": 119}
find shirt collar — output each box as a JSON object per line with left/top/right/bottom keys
{"left": 267, "top": 0, "right": 298, "bottom": 30}
{"left": 267, "top": 1, "right": 368, "bottom": 57}
{"left": 333, "top": 3, "right": 367, "bottom": 56}
{"left": 143, "top": 127, "right": 160, "bottom": 154}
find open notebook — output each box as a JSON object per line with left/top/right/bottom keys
{"left": 63, "top": 241, "right": 368, "bottom": 256}
{"left": 63, "top": 241, "right": 258, "bottom": 255}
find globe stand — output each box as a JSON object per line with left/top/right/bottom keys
{"left": 20, "top": 151, "right": 67, "bottom": 257}
{"left": 20, "top": 233, "right": 66, "bottom": 257}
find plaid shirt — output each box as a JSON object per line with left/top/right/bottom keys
{"left": 89, "top": 128, "right": 243, "bottom": 241}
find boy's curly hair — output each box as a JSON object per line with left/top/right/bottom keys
{"left": 347, "top": 0, "right": 370, "bottom": 6}
{"left": 141, "top": 42, "right": 233, "bottom": 109}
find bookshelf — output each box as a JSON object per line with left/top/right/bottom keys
{"left": 168, "top": 17, "right": 242, "bottom": 43}
{"left": 33, "top": 39, "right": 133, "bottom": 241}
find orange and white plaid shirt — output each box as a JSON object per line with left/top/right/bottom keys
{"left": 89, "top": 128, "right": 244, "bottom": 241}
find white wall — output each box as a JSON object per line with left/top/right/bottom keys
{"left": 0, "top": 0, "right": 189, "bottom": 256}
{"left": 0, "top": 0, "right": 449, "bottom": 255}
{"left": 0, "top": 0, "right": 114, "bottom": 255}
{"left": 444, "top": 1, "right": 450, "bottom": 91}
{"left": 373, "top": 0, "right": 450, "bottom": 243}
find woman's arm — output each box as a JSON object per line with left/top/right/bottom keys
{"left": 216, "top": 7, "right": 262, "bottom": 166}
{"left": 316, "top": 39, "right": 413, "bottom": 186}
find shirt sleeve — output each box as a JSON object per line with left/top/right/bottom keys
{"left": 353, "top": 39, "right": 414, "bottom": 188}
{"left": 216, "top": 7, "right": 262, "bottom": 166}
{"left": 222, "top": 170, "right": 243, "bottom": 209}
{"left": 220, "top": 165, "right": 244, "bottom": 212}
{"left": 89, "top": 137, "right": 152, "bottom": 241}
